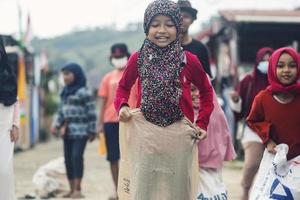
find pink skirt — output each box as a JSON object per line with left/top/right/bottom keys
{"left": 197, "top": 92, "right": 236, "bottom": 169}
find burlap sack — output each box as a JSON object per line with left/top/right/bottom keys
{"left": 118, "top": 109, "right": 199, "bottom": 200}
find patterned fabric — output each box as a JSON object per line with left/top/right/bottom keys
{"left": 138, "top": 0, "right": 184, "bottom": 127}
{"left": 143, "top": 0, "right": 182, "bottom": 35}
{"left": 55, "top": 87, "right": 97, "bottom": 139}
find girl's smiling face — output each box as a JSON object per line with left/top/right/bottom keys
{"left": 147, "top": 15, "right": 177, "bottom": 48}
{"left": 276, "top": 53, "right": 298, "bottom": 86}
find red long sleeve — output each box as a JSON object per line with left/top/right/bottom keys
{"left": 114, "top": 51, "right": 214, "bottom": 130}
{"left": 114, "top": 53, "right": 139, "bottom": 113}
{"left": 184, "top": 52, "right": 214, "bottom": 130}
{"left": 247, "top": 90, "right": 300, "bottom": 160}
{"left": 246, "top": 92, "right": 272, "bottom": 143}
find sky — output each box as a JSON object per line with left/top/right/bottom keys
{"left": 0, "top": 0, "right": 299, "bottom": 39}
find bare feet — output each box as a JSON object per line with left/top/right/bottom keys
{"left": 108, "top": 197, "right": 118, "bottom": 200}
{"left": 71, "top": 190, "right": 85, "bottom": 199}
{"left": 62, "top": 191, "right": 73, "bottom": 198}
{"left": 108, "top": 194, "right": 118, "bottom": 200}
{"left": 239, "top": 192, "right": 248, "bottom": 200}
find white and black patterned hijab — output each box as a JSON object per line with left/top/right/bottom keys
{"left": 138, "top": 0, "right": 185, "bottom": 127}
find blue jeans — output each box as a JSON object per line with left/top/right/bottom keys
{"left": 63, "top": 138, "right": 88, "bottom": 180}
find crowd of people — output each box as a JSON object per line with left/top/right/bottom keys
{"left": 1, "top": 0, "right": 300, "bottom": 199}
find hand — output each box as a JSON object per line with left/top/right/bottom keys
{"left": 10, "top": 125, "right": 19, "bottom": 142}
{"left": 266, "top": 139, "right": 277, "bottom": 154}
{"left": 195, "top": 127, "right": 207, "bottom": 140}
{"left": 97, "top": 122, "right": 103, "bottom": 133}
{"left": 230, "top": 91, "right": 240, "bottom": 103}
{"left": 51, "top": 127, "right": 58, "bottom": 135}
{"left": 88, "top": 134, "right": 96, "bottom": 142}
{"left": 60, "top": 125, "right": 67, "bottom": 138}
{"left": 119, "top": 106, "right": 132, "bottom": 122}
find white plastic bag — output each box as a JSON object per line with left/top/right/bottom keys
{"left": 250, "top": 144, "right": 300, "bottom": 200}
{"left": 32, "top": 157, "right": 67, "bottom": 197}
{"left": 118, "top": 109, "right": 199, "bottom": 200}
{"left": 196, "top": 168, "right": 227, "bottom": 200}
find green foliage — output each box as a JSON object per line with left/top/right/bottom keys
{"left": 44, "top": 93, "right": 59, "bottom": 116}
{"left": 32, "top": 24, "right": 145, "bottom": 89}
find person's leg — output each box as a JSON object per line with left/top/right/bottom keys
{"left": 70, "top": 138, "right": 88, "bottom": 198}
{"left": 104, "top": 123, "right": 120, "bottom": 198}
{"left": 72, "top": 179, "right": 84, "bottom": 199}
{"left": 63, "top": 138, "right": 74, "bottom": 197}
{"left": 110, "top": 161, "right": 119, "bottom": 191}
{"left": 240, "top": 142, "right": 264, "bottom": 200}
{"left": 0, "top": 129, "right": 15, "bottom": 200}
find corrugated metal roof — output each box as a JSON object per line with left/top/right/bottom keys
{"left": 219, "top": 10, "right": 300, "bottom": 23}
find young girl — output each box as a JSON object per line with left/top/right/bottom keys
{"left": 52, "top": 63, "right": 96, "bottom": 198}
{"left": 193, "top": 89, "right": 236, "bottom": 198}
{"left": 0, "top": 39, "right": 19, "bottom": 200}
{"left": 247, "top": 47, "right": 300, "bottom": 162}
{"left": 230, "top": 47, "right": 274, "bottom": 200}
{"left": 114, "top": 0, "right": 214, "bottom": 199}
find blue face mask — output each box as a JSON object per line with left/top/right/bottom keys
{"left": 257, "top": 61, "right": 269, "bottom": 74}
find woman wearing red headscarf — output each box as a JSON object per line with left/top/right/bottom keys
{"left": 247, "top": 47, "right": 300, "bottom": 161}
{"left": 230, "top": 47, "right": 274, "bottom": 200}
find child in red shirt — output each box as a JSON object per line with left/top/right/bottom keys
{"left": 114, "top": 0, "right": 214, "bottom": 198}
{"left": 247, "top": 47, "right": 300, "bottom": 160}
{"left": 114, "top": 0, "right": 213, "bottom": 135}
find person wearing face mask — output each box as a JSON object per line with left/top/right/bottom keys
{"left": 229, "top": 47, "right": 274, "bottom": 200}
{"left": 97, "top": 43, "right": 131, "bottom": 200}
{"left": 257, "top": 60, "right": 269, "bottom": 74}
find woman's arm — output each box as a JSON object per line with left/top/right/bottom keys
{"left": 97, "top": 97, "right": 106, "bottom": 132}
{"left": 12, "top": 101, "right": 20, "bottom": 128}
{"left": 97, "top": 74, "right": 109, "bottom": 132}
{"left": 11, "top": 101, "right": 20, "bottom": 142}
{"left": 53, "top": 102, "right": 65, "bottom": 129}
{"left": 188, "top": 54, "right": 214, "bottom": 131}
{"left": 246, "top": 93, "right": 272, "bottom": 144}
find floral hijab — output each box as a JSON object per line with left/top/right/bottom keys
{"left": 137, "top": 0, "right": 185, "bottom": 127}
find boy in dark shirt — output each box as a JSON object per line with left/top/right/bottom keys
{"left": 177, "top": 0, "right": 212, "bottom": 78}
